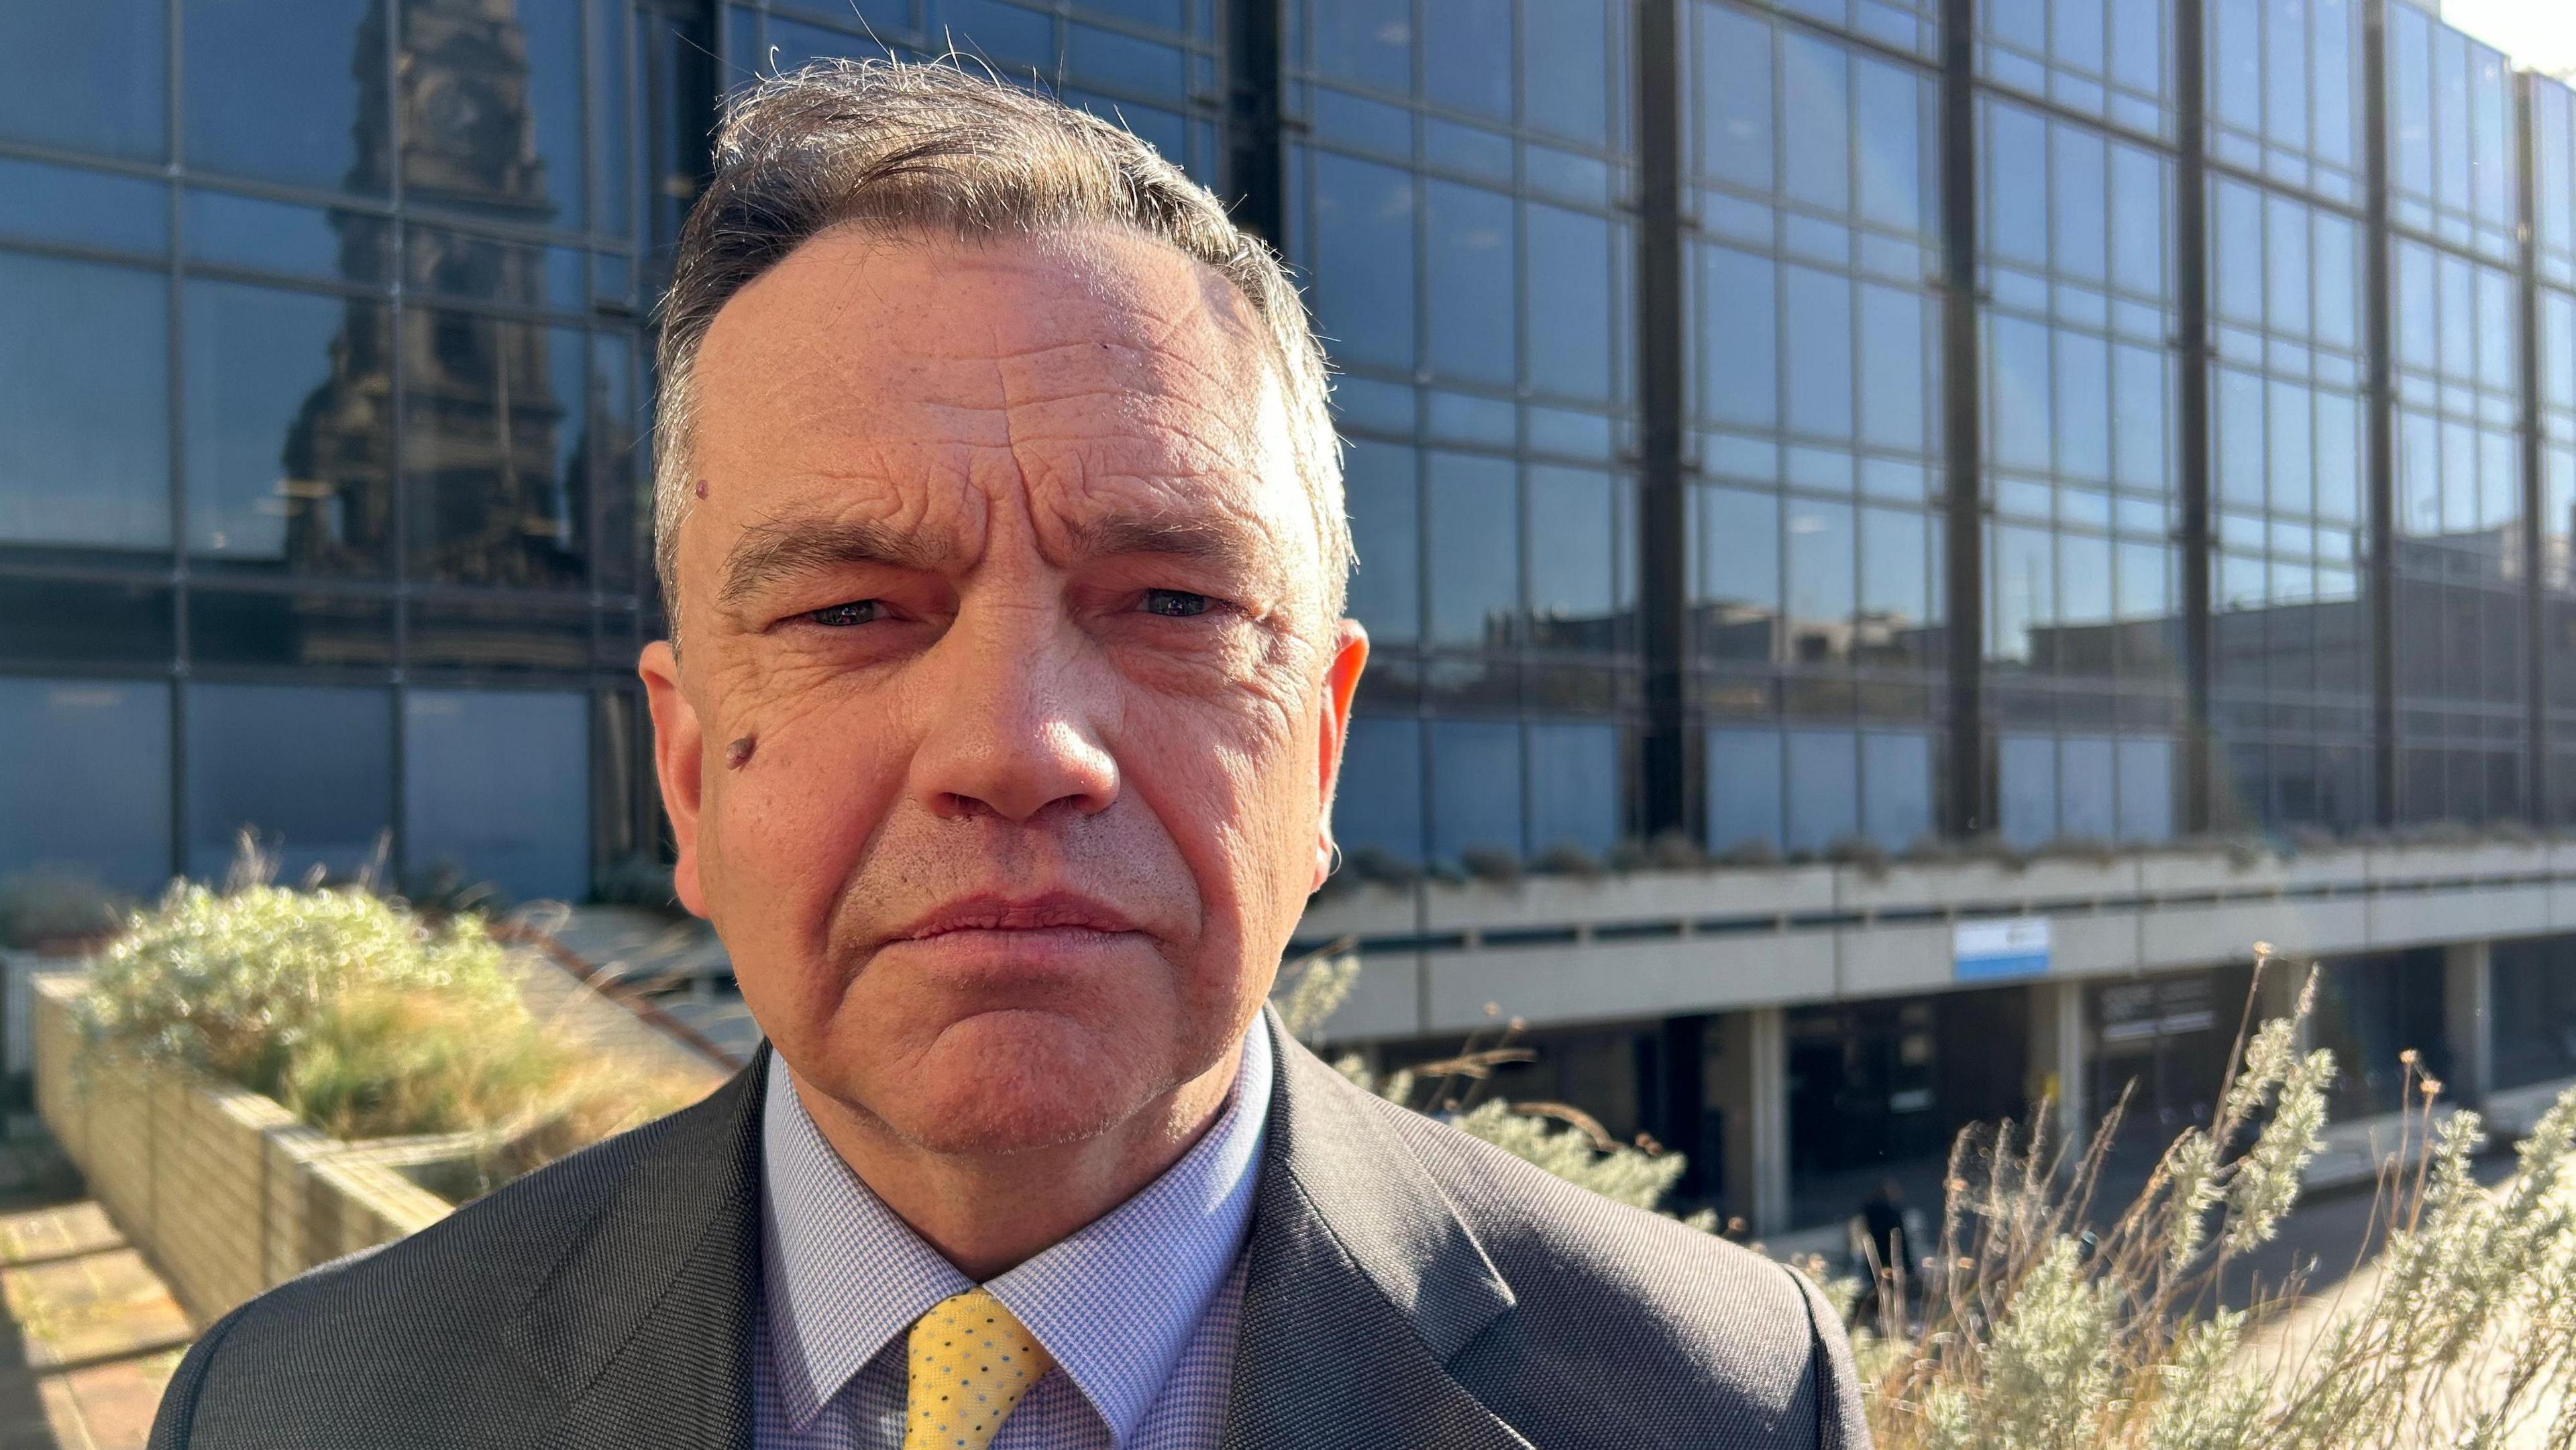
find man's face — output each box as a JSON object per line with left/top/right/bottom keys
{"left": 640, "top": 223, "right": 1366, "bottom": 1155}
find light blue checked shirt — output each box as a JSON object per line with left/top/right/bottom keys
{"left": 751, "top": 1020, "right": 1273, "bottom": 1450}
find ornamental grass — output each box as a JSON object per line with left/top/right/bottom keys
{"left": 70, "top": 839, "right": 704, "bottom": 1186}
{"left": 1279, "top": 943, "right": 2576, "bottom": 1449}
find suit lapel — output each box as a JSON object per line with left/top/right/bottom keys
{"left": 510, "top": 1041, "right": 771, "bottom": 1450}
{"left": 1222, "top": 1011, "right": 1532, "bottom": 1450}
{"left": 501, "top": 1015, "right": 1535, "bottom": 1450}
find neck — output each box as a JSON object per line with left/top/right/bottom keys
{"left": 786, "top": 1039, "right": 1246, "bottom": 1282}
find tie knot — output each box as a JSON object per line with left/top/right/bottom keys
{"left": 903, "top": 1288, "right": 1055, "bottom": 1450}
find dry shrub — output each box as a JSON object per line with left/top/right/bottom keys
{"left": 73, "top": 856, "right": 705, "bottom": 1188}
{"left": 1861, "top": 948, "right": 2576, "bottom": 1450}
{"left": 1279, "top": 941, "right": 2576, "bottom": 1447}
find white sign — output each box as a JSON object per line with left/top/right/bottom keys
{"left": 1953, "top": 917, "right": 2051, "bottom": 982}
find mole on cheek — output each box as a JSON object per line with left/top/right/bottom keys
{"left": 724, "top": 735, "right": 757, "bottom": 770}
{"left": 694, "top": 478, "right": 709, "bottom": 500}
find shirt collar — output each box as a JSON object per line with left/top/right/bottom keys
{"left": 759, "top": 1019, "right": 1273, "bottom": 1445}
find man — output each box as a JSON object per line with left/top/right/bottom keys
{"left": 148, "top": 60, "right": 1867, "bottom": 1450}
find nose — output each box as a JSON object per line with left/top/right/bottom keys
{"left": 908, "top": 604, "right": 1120, "bottom": 825}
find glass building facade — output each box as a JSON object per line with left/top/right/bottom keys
{"left": 9, "top": 0, "right": 2576, "bottom": 898}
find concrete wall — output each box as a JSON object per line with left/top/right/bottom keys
{"left": 1294, "top": 839, "right": 2576, "bottom": 1040}
{"left": 32, "top": 975, "right": 451, "bottom": 1327}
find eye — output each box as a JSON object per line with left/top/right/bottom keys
{"left": 1140, "top": 588, "right": 1213, "bottom": 619}
{"left": 806, "top": 599, "right": 884, "bottom": 627}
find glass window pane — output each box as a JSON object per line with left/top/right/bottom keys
{"left": 938, "top": 0, "right": 1057, "bottom": 73}
{"left": 1310, "top": 152, "right": 1416, "bottom": 372}
{"left": 0, "top": 157, "right": 166, "bottom": 257}
{"left": 1343, "top": 439, "right": 1421, "bottom": 647}
{"left": 405, "top": 225, "right": 587, "bottom": 313}
{"left": 1853, "top": 58, "right": 1922, "bottom": 234}
{"left": 1862, "top": 729, "right": 1932, "bottom": 847}
{"left": 591, "top": 330, "right": 642, "bottom": 592}
{"left": 1334, "top": 717, "right": 1424, "bottom": 864}
{"left": 186, "top": 280, "right": 391, "bottom": 574}
{"left": 184, "top": 0, "right": 388, "bottom": 193}
{"left": 1988, "top": 314, "right": 2053, "bottom": 473}
{"left": 1697, "top": 246, "right": 1777, "bottom": 429}
{"left": 2054, "top": 330, "right": 2110, "bottom": 482}
{"left": 1707, "top": 727, "right": 1784, "bottom": 852}
{"left": 2266, "top": 194, "right": 2312, "bottom": 338}
{"left": 408, "top": 596, "right": 590, "bottom": 670}
{"left": 1430, "top": 720, "right": 1522, "bottom": 859}
{"left": 403, "top": 688, "right": 590, "bottom": 902}
{"left": 1067, "top": 25, "right": 1186, "bottom": 96}
{"left": 1991, "top": 525, "right": 2053, "bottom": 660}
{"left": 2059, "top": 735, "right": 2116, "bottom": 839}
{"left": 396, "top": 0, "right": 589, "bottom": 229}
{"left": 1987, "top": 102, "right": 2048, "bottom": 267}
{"left": 402, "top": 311, "right": 590, "bottom": 586}
{"left": 0, "top": 1, "right": 166, "bottom": 161}
{"left": 0, "top": 679, "right": 171, "bottom": 894}
{"left": 1786, "top": 729, "right": 1860, "bottom": 851}
{"left": 590, "top": 0, "right": 631, "bottom": 236}
{"left": 1522, "top": 0, "right": 1609, "bottom": 146}
{"left": 1525, "top": 206, "right": 1614, "bottom": 401}
{"left": 1426, "top": 181, "right": 1515, "bottom": 384}
{"left": 1696, "top": 3, "right": 1773, "bottom": 191}
{"left": 2112, "top": 343, "right": 2167, "bottom": 490}
{"left": 1782, "top": 268, "right": 1853, "bottom": 439}
{"left": 1786, "top": 497, "right": 1856, "bottom": 642}
{"left": 2118, "top": 736, "right": 2174, "bottom": 840}
{"left": 1311, "top": 0, "right": 1412, "bottom": 93}
{"left": 184, "top": 682, "right": 392, "bottom": 882}
{"left": 1859, "top": 507, "right": 1929, "bottom": 623}
{"left": 2052, "top": 122, "right": 2108, "bottom": 282}
{"left": 1426, "top": 451, "right": 1518, "bottom": 648}
{"left": 1421, "top": 0, "right": 1512, "bottom": 120}
{"left": 1526, "top": 722, "right": 1618, "bottom": 855}
{"left": 2213, "top": 178, "right": 2261, "bottom": 325}
{"left": 1697, "top": 486, "right": 1778, "bottom": 662}
{"left": 2109, "top": 141, "right": 2164, "bottom": 298}
{"left": 0, "top": 576, "right": 173, "bottom": 667}
{"left": 186, "top": 189, "right": 388, "bottom": 284}
{"left": 1858, "top": 284, "right": 1926, "bottom": 452}
{"left": 1527, "top": 466, "right": 1616, "bottom": 651}
{"left": 0, "top": 253, "right": 168, "bottom": 551}
{"left": 1782, "top": 35, "right": 1851, "bottom": 215}
{"left": 189, "top": 589, "right": 394, "bottom": 669}
{"left": 1998, "top": 733, "right": 2057, "bottom": 846}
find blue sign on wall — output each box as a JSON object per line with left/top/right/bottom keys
{"left": 1955, "top": 918, "right": 2051, "bottom": 982}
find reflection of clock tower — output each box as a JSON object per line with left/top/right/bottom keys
{"left": 289, "top": 0, "right": 578, "bottom": 588}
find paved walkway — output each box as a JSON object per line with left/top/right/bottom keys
{"left": 0, "top": 1121, "right": 189, "bottom": 1450}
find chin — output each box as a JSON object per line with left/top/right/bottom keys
{"left": 892, "top": 1008, "right": 1156, "bottom": 1155}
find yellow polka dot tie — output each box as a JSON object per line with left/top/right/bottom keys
{"left": 902, "top": 1288, "right": 1054, "bottom": 1450}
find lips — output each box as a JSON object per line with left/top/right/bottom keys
{"left": 890, "top": 890, "right": 1142, "bottom": 941}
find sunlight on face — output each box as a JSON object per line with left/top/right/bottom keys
{"left": 640, "top": 224, "right": 1364, "bottom": 1154}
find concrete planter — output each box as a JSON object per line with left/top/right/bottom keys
{"left": 31, "top": 974, "right": 453, "bottom": 1327}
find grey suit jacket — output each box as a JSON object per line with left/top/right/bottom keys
{"left": 148, "top": 1010, "right": 1870, "bottom": 1449}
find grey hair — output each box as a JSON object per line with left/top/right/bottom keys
{"left": 650, "top": 58, "right": 1348, "bottom": 636}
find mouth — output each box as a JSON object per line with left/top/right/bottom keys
{"left": 890, "top": 890, "right": 1144, "bottom": 943}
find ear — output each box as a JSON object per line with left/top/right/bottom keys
{"left": 1310, "top": 618, "right": 1370, "bottom": 894}
{"left": 638, "top": 639, "right": 712, "bottom": 918}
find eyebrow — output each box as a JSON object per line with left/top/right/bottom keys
{"left": 716, "top": 515, "right": 955, "bottom": 609}
{"left": 1062, "top": 513, "right": 1272, "bottom": 574}
{"left": 715, "top": 507, "right": 1277, "bottom": 610}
